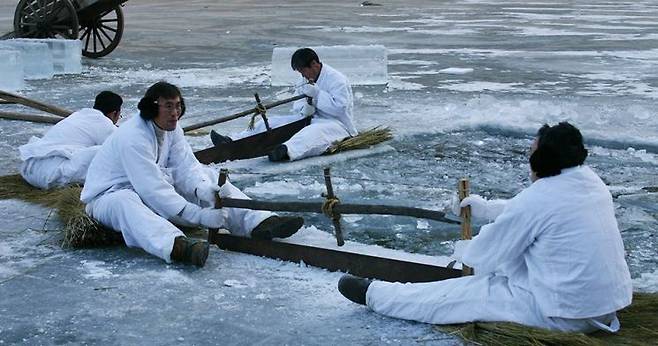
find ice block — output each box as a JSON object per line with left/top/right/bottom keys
{"left": 271, "top": 45, "right": 388, "bottom": 86}
{"left": 1, "top": 40, "right": 54, "bottom": 80}
{"left": 12, "top": 38, "right": 82, "bottom": 74}
{"left": 0, "top": 48, "right": 25, "bottom": 91}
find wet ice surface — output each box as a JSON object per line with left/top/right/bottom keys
{"left": 1, "top": 0, "right": 658, "bottom": 344}
{"left": 1, "top": 218, "right": 456, "bottom": 345}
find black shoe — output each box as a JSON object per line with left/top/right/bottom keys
{"left": 251, "top": 216, "right": 304, "bottom": 240}
{"left": 268, "top": 144, "right": 290, "bottom": 162}
{"left": 210, "top": 130, "right": 233, "bottom": 146}
{"left": 338, "top": 274, "right": 372, "bottom": 305}
{"left": 170, "top": 236, "right": 210, "bottom": 267}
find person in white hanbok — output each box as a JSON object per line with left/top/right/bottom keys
{"left": 19, "top": 91, "right": 122, "bottom": 189}
{"left": 338, "top": 122, "right": 632, "bottom": 333}
{"left": 81, "top": 82, "right": 304, "bottom": 267}
{"left": 210, "top": 48, "right": 357, "bottom": 161}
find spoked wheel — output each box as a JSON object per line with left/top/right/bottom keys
{"left": 79, "top": 6, "right": 124, "bottom": 58}
{"left": 13, "top": 0, "right": 79, "bottom": 39}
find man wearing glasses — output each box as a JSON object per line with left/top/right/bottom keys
{"left": 19, "top": 91, "right": 122, "bottom": 189}
{"left": 82, "top": 82, "right": 303, "bottom": 267}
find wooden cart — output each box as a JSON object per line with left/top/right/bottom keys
{"left": 13, "top": 0, "right": 128, "bottom": 58}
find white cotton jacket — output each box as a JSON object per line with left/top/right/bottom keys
{"left": 19, "top": 108, "right": 115, "bottom": 161}
{"left": 81, "top": 115, "right": 210, "bottom": 220}
{"left": 292, "top": 63, "right": 357, "bottom": 136}
{"left": 461, "top": 165, "right": 633, "bottom": 319}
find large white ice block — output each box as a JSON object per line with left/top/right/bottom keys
{"left": 0, "top": 49, "right": 25, "bottom": 91}
{"left": 1, "top": 40, "right": 54, "bottom": 80}
{"left": 13, "top": 38, "right": 81, "bottom": 74}
{"left": 271, "top": 45, "right": 388, "bottom": 86}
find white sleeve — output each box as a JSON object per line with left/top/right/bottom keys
{"left": 315, "top": 82, "right": 351, "bottom": 122}
{"left": 118, "top": 135, "right": 192, "bottom": 219}
{"left": 461, "top": 197, "right": 537, "bottom": 274}
{"left": 484, "top": 198, "right": 509, "bottom": 221}
{"left": 167, "top": 128, "right": 210, "bottom": 199}
{"left": 94, "top": 121, "right": 116, "bottom": 145}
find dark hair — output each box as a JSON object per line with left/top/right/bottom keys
{"left": 93, "top": 91, "right": 123, "bottom": 115}
{"left": 291, "top": 48, "right": 320, "bottom": 71}
{"left": 530, "top": 122, "right": 588, "bottom": 179}
{"left": 137, "top": 81, "right": 186, "bottom": 120}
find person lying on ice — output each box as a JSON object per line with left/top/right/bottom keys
{"left": 81, "top": 81, "right": 304, "bottom": 267}
{"left": 338, "top": 122, "right": 632, "bottom": 333}
{"left": 19, "top": 91, "right": 123, "bottom": 189}
{"left": 210, "top": 47, "right": 358, "bottom": 162}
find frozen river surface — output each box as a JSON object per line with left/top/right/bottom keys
{"left": 1, "top": 0, "right": 657, "bottom": 344}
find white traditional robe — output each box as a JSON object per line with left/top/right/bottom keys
{"left": 19, "top": 108, "right": 116, "bottom": 189}
{"left": 366, "top": 166, "right": 632, "bottom": 333}
{"left": 232, "top": 63, "right": 357, "bottom": 161}
{"left": 81, "top": 115, "right": 271, "bottom": 262}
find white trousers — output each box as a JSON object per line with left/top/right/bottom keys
{"left": 85, "top": 182, "right": 272, "bottom": 263}
{"left": 366, "top": 273, "right": 620, "bottom": 333}
{"left": 233, "top": 115, "right": 351, "bottom": 161}
{"left": 20, "top": 147, "right": 98, "bottom": 189}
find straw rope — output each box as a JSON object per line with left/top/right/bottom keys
{"left": 321, "top": 197, "right": 340, "bottom": 219}
{"left": 248, "top": 103, "right": 268, "bottom": 130}
{"left": 435, "top": 293, "right": 657, "bottom": 345}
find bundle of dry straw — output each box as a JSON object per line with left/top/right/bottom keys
{"left": 437, "top": 292, "right": 658, "bottom": 345}
{"left": 0, "top": 174, "right": 123, "bottom": 248}
{"left": 325, "top": 126, "right": 393, "bottom": 155}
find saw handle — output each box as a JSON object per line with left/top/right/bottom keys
{"left": 458, "top": 178, "right": 473, "bottom": 276}
{"left": 208, "top": 169, "right": 229, "bottom": 244}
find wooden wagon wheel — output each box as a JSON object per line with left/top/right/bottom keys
{"left": 79, "top": 5, "right": 124, "bottom": 58}
{"left": 13, "top": 0, "right": 79, "bottom": 39}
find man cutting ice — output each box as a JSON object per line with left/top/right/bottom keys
{"left": 210, "top": 47, "right": 358, "bottom": 161}
{"left": 338, "top": 122, "right": 633, "bottom": 333}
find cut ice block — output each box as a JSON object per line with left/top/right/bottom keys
{"left": 271, "top": 45, "right": 388, "bottom": 86}
{"left": 12, "top": 38, "right": 81, "bottom": 74}
{"left": 0, "top": 40, "right": 54, "bottom": 80}
{"left": 0, "top": 49, "right": 25, "bottom": 91}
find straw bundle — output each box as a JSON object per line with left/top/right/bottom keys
{"left": 437, "top": 292, "right": 658, "bottom": 345}
{"left": 0, "top": 174, "right": 123, "bottom": 248}
{"left": 0, "top": 173, "right": 62, "bottom": 206}
{"left": 325, "top": 126, "right": 393, "bottom": 155}
{"left": 55, "top": 186, "right": 124, "bottom": 248}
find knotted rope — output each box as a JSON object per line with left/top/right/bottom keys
{"left": 248, "top": 103, "right": 268, "bottom": 130}
{"left": 322, "top": 196, "right": 341, "bottom": 220}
